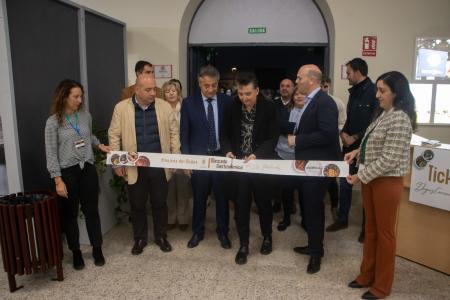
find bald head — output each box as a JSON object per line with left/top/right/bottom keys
{"left": 135, "top": 75, "right": 157, "bottom": 104}
{"left": 296, "top": 64, "right": 322, "bottom": 95}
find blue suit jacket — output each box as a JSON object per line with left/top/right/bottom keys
{"left": 180, "top": 93, "right": 232, "bottom": 155}
{"left": 294, "top": 89, "right": 341, "bottom": 161}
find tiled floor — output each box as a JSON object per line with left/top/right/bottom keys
{"left": 0, "top": 193, "right": 449, "bottom": 299}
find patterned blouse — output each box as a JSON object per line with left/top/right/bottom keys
{"left": 45, "top": 110, "right": 100, "bottom": 178}
{"left": 357, "top": 109, "right": 412, "bottom": 184}
{"left": 240, "top": 105, "right": 256, "bottom": 156}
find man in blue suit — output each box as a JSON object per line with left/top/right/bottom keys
{"left": 288, "top": 64, "right": 341, "bottom": 274}
{"left": 180, "top": 65, "right": 232, "bottom": 249}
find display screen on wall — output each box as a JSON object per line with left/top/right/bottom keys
{"left": 415, "top": 38, "right": 450, "bottom": 80}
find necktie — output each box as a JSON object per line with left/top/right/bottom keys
{"left": 207, "top": 98, "right": 217, "bottom": 152}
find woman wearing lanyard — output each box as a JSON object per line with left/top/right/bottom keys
{"left": 345, "top": 71, "right": 416, "bottom": 299}
{"left": 45, "top": 79, "right": 111, "bottom": 270}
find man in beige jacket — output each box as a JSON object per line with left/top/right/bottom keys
{"left": 109, "top": 75, "right": 180, "bottom": 255}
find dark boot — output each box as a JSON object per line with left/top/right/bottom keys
{"left": 73, "top": 249, "right": 85, "bottom": 270}
{"left": 93, "top": 246, "right": 105, "bottom": 266}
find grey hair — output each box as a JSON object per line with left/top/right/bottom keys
{"left": 198, "top": 65, "right": 220, "bottom": 81}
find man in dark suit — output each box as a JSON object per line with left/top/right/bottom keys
{"left": 221, "top": 71, "right": 279, "bottom": 265}
{"left": 287, "top": 64, "right": 340, "bottom": 274}
{"left": 326, "top": 58, "right": 377, "bottom": 244}
{"left": 180, "top": 65, "right": 232, "bottom": 249}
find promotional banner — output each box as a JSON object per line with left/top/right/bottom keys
{"left": 106, "top": 151, "right": 349, "bottom": 178}
{"left": 410, "top": 146, "right": 450, "bottom": 211}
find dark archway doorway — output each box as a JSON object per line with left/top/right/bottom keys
{"left": 188, "top": 45, "right": 326, "bottom": 96}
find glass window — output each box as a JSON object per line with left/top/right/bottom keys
{"left": 434, "top": 84, "right": 450, "bottom": 124}
{"left": 413, "top": 37, "right": 450, "bottom": 125}
{"left": 410, "top": 84, "right": 432, "bottom": 123}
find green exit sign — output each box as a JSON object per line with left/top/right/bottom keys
{"left": 248, "top": 27, "right": 266, "bottom": 34}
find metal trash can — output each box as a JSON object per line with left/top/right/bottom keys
{"left": 0, "top": 191, "right": 63, "bottom": 292}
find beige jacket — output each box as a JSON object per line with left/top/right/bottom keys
{"left": 108, "top": 97, "right": 181, "bottom": 184}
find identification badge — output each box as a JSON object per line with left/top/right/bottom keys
{"left": 75, "top": 139, "right": 86, "bottom": 148}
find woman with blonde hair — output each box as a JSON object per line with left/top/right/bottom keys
{"left": 162, "top": 80, "right": 192, "bottom": 230}
{"left": 275, "top": 86, "right": 306, "bottom": 231}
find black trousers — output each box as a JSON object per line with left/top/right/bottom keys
{"left": 234, "top": 173, "right": 273, "bottom": 246}
{"left": 279, "top": 174, "right": 306, "bottom": 223}
{"left": 191, "top": 170, "right": 229, "bottom": 236}
{"left": 297, "top": 177, "right": 331, "bottom": 258}
{"left": 328, "top": 178, "right": 339, "bottom": 208}
{"left": 127, "top": 167, "right": 168, "bottom": 242}
{"left": 60, "top": 163, "right": 102, "bottom": 251}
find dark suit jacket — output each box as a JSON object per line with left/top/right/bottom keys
{"left": 294, "top": 89, "right": 341, "bottom": 161}
{"left": 341, "top": 77, "right": 378, "bottom": 153}
{"left": 274, "top": 99, "right": 295, "bottom": 136}
{"left": 221, "top": 94, "right": 279, "bottom": 159}
{"left": 180, "top": 93, "right": 232, "bottom": 155}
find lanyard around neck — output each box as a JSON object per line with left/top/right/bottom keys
{"left": 65, "top": 112, "right": 81, "bottom": 135}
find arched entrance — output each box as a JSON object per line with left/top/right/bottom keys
{"left": 179, "top": 0, "right": 335, "bottom": 95}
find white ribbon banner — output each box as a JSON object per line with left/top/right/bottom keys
{"left": 107, "top": 151, "right": 349, "bottom": 178}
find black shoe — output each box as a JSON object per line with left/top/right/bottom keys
{"left": 260, "top": 236, "right": 272, "bottom": 255}
{"left": 326, "top": 220, "right": 348, "bottom": 232}
{"left": 167, "top": 224, "right": 176, "bottom": 230}
{"left": 272, "top": 202, "right": 281, "bottom": 213}
{"left": 131, "top": 239, "right": 147, "bottom": 255}
{"left": 187, "top": 234, "right": 204, "bottom": 248}
{"left": 293, "top": 245, "right": 309, "bottom": 255}
{"left": 179, "top": 224, "right": 189, "bottom": 231}
{"left": 235, "top": 246, "right": 249, "bottom": 265}
{"left": 72, "top": 249, "right": 85, "bottom": 270}
{"left": 348, "top": 280, "right": 365, "bottom": 289}
{"left": 361, "top": 291, "right": 379, "bottom": 300}
{"left": 307, "top": 256, "right": 321, "bottom": 274}
{"left": 218, "top": 234, "right": 232, "bottom": 249}
{"left": 155, "top": 238, "right": 172, "bottom": 252}
{"left": 358, "top": 231, "right": 365, "bottom": 243}
{"left": 277, "top": 220, "right": 291, "bottom": 231}
{"left": 92, "top": 247, "right": 105, "bottom": 266}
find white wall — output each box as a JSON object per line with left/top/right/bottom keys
{"left": 0, "top": 0, "right": 23, "bottom": 193}
{"left": 71, "top": 0, "right": 189, "bottom": 89}
{"left": 189, "top": 0, "right": 327, "bottom": 44}
{"left": 37, "top": 0, "right": 450, "bottom": 144}
{"left": 327, "top": 0, "right": 450, "bottom": 142}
